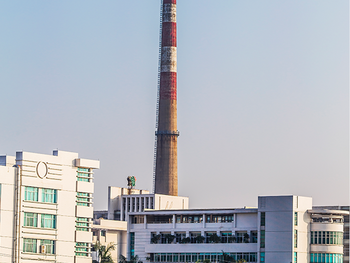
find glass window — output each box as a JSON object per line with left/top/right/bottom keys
{"left": 41, "top": 214, "right": 56, "bottom": 229}
{"left": 294, "top": 212, "right": 298, "bottom": 226}
{"left": 24, "top": 187, "right": 38, "bottom": 202}
{"left": 260, "top": 252, "right": 265, "bottom": 263}
{"left": 42, "top": 188, "right": 57, "bottom": 203}
{"left": 261, "top": 212, "right": 265, "bottom": 226}
{"left": 23, "top": 238, "right": 37, "bottom": 253}
{"left": 260, "top": 230, "right": 265, "bottom": 248}
{"left": 41, "top": 240, "right": 55, "bottom": 254}
{"left": 24, "top": 212, "right": 38, "bottom": 227}
{"left": 294, "top": 252, "right": 297, "bottom": 263}
{"left": 294, "top": 230, "right": 298, "bottom": 248}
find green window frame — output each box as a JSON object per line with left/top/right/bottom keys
{"left": 24, "top": 212, "right": 38, "bottom": 227}
{"left": 42, "top": 188, "right": 57, "bottom": 203}
{"left": 24, "top": 187, "right": 38, "bottom": 202}
{"left": 23, "top": 238, "right": 37, "bottom": 253}
{"left": 41, "top": 214, "right": 56, "bottom": 229}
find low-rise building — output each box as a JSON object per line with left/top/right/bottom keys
{"left": 127, "top": 195, "right": 348, "bottom": 263}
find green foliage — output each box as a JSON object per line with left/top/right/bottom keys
{"left": 209, "top": 233, "right": 221, "bottom": 243}
{"left": 119, "top": 254, "right": 142, "bottom": 263}
{"left": 195, "top": 235, "right": 205, "bottom": 243}
{"left": 164, "top": 234, "right": 176, "bottom": 243}
{"left": 180, "top": 237, "right": 191, "bottom": 244}
{"left": 94, "top": 241, "right": 116, "bottom": 263}
{"left": 151, "top": 234, "right": 161, "bottom": 244}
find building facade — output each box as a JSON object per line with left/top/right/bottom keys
{"left": 0, "top": 150, "right": 99, "bottom": 263}
{"left": 127, "top": 195, "right": 348, "bottom": 263}
{"left": 92, "top": 186, "right": 189, "bottom": 262}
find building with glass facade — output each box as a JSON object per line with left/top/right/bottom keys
{"left": 0, "top": 150, "right": 99, "bottom": 263}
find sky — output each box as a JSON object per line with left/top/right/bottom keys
{"left": 0, "top": 0, "right": 348, "bottom": 210}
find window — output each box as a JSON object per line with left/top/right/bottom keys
{"left": 42, "top": 188, "right": 57, "bottom": 203}
{"left": 294, "top": 230, "right": 298, "bottom": 248}
{"left": 76, "top": 217, "right": 89, "bottom": 231}
{"left": 236, "top": 232, "right": 244, "bottom": 243}
{"left": 101, "top": 230, "right": 106, "bottom": 236}
{"left": 251, "top": 231, "right": 258, "bottom": 243}
{"left": 41, "top": 214, "right": 56, "bottom": 229}
{"left": 260, "top": 252, "right": 265, "bottom": 263}
{"left": 206, "top": 214, "right": 234, "bottom": 223}
{"left": 41, "top": 240, "right": 55, "bottom": 254}
{"left": 23, "top": 238, "right": 37, "bottom": 253}
{"left": 75, "top": 242, "right": 89, "bottom": 257}
{"left": 24, "top": 212, "right": 38, "bottom": 227}
{"left": 294, "top": 252, "right": 297, "bottom": 263}
{"left": 76, "top": 192, "right": 91, "bottom": 206}
{"left": 294, "top": 212, "right": 298, "bottom": 226}
{"left": 260, "top": 230, "right": 265, "bottom": 248}
{"left": 130, "top": 232, "right": 135, "bottom": 257}
{"left": 24, "top": 187, "right": 38, "bottom": 202}
{"left": 77, "top": 168, "right": 90, "bottom": 182}
{"left": 310, "top": 253, "right": 343, "bottom": 263}
{"left": 260, "top": 212, "right": 265, "bottom": 226}
{"left": 311, "top": 231, "right": 343, "bottom": 245}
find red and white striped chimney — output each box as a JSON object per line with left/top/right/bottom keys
{"left": 154, "top": 0, "right": 179, "bottom": 196}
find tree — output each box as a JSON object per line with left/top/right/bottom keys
{"left": 94, "top": 242, "right": 116, "bottom": 263}
{"left": 180, "top": 237, "right": 191, "bottom": 244}
{"left": 119, "top": 255, "right": 142, "bottom": 263}
{"left": 195, "top": 235, "right": 205, "bottom": 243}
{"left": 164, "top": 234, "right": 176, "bottom": 244}
{"left": 151, "top": 234, "right": 161, "bottom": 244}
{"left": 209, "top": 233, "right": 221, "bottom": 243}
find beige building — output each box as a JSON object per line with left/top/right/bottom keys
{"left": 0, "top": 150, "right": 99, "bottom": 263}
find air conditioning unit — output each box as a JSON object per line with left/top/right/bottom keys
{"left": 40, "top": 245, "right": 46, "bottom": 254}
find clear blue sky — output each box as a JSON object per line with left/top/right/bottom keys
{"left": 0, "top": 1, "right": 348, "bottom": 209}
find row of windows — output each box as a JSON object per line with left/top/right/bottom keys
{"left": 24, "top": 187, "right": 57, "bottom": 203}
{"left": 312, "top": 217, "right": 343, "bottom": 223}
{"left": 151, "top": 232, "right": 258, "bottom": 244}
{"left": 310, "top": 253, "right": 343, "bottom": 263}
{"left": 23, "top": 238, "right": 55, "bottom": 254}
{"left": 23, "top": 212, "right": 56, "bottom": 229}
{"left": 206, "top": 214, "right": 234, "bottom": 223}
{"left": 123, "top": 196, "right": 154, "bottom": 215}
{"left": 76, "top": 192, "right": 92, "bottom": 207}
{"left": 77, "top": 168, "right": 92, "bottom": 182}
{"left": 75, "top": 242, "right": 89, "bottom": 257}
{"left": 150, "top": 252, "right": 257, "bottom": 262}
{"left": 76, "top": 217, "right": 90, "bottom": 232}
{"left": 311, "top": 231, "right": 343, "bottom": 245}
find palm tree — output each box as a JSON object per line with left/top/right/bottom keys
{"left": 94, "top": 241, "right": 116, "bottom": 262}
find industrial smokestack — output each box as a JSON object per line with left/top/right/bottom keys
{"left": 154, "top": 0, "right": 178, "bottom": 196}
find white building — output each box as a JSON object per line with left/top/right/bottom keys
{"left": 0, "top": 150, "right": 99, "bottom": 263}
{"left": 127, "top": 195, "right": 348, "bottom": 263}
{"left": 92, "top": 186, "right": 189, "bottom": 262}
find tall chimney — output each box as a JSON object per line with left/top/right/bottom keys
{"left": 154, "top": 0, "right": 178, "bottom": 196}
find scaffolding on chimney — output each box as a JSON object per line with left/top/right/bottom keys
{"left": 153, "top": 0, "right": 164, "bottom": 194}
